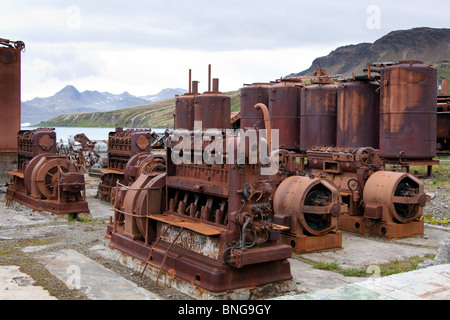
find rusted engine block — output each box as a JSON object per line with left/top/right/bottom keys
{"left": 108, "top": 130, "right": 293, "bottom": 293}
{"left": 97, "top": 127, "right": 155, "bottom": 202}
{"left": 6, "top": 128, "right": 89, "bottom": 215}
{"left": 107, "top": 71, "right": 295, "bottom": 293}
{"left": 305, "top": 146, "right": 430, "bottom": 238}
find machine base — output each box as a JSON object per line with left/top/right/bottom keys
{"left": 6, "top": 188, "right": 90, "bottom": 215}
{"left": 279, "top": 231, "right": 342, "bottom": 253}
{"left": 338, "top": 215, "right": 424, "bottom": 238}
{"left": 106, "top": 224, "right": 294, "bottom": 295}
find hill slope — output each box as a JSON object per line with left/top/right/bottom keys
{"left": 38, "top": 90, "right": 241, "bottom": 129}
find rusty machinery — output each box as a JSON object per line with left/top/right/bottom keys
{"left": 437, "top": 78, "right": 450, "bottom": 154}
{"left": 107, "top": 67, "right": 296, "bottom": 294}
{"left": 5, "top": 128, "right": 89, "bottom": 215}
{"left": 305, "top": 146, "right": 430, "bottom": 238}
{"left": 97, "top": 127, "right": 163, "bottom": 202}
{"left": 242, "top": 61, "right": 436, "bottom": 239}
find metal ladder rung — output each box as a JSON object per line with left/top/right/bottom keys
{"left": 140, "top": 224, "right": 184, "bottom": 285}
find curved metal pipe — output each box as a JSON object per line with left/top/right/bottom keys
{"left": 254, "top": 103, "right": 272, "bottom": 152}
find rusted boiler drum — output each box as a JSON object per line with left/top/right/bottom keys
{"left": 379, "top": 61, "right": 437, "bottom": 160}
{"left": 174, "top": 82, "right": 198, "bottom": 131}
{"left": 240, "top": 83, "right": 271, "bottom": 129}
{"left": 337, "top": 80, "right": 380, "bottom": 148}
{"left": 194, "top": 80, "right": 231, "bottom": 130}
{"left": 300, "top": 83, "right": 338, "bottom": 153}
{"left": 268, "top": 79, "right": 302, "bottom": 151}
{"left": 0, "top": 39, "right": 24, "bottom": 152}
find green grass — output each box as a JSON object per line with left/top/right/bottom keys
{"left": 311, "top": 254, "right": 436, "bottom": 277}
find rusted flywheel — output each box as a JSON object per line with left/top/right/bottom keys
{"left": 124, "top": 153, "right": 166, "bottom": 185}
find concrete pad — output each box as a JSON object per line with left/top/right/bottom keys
{"left": 276, "top": 263, "right": 450, "bottom": 300}
{"left": 36, "top": 249, "right": 161, "bottom": 300}
{"left": 0, "top": 266, "right": 57, "bottom": 300}
{"left": 288, "top": 258, "right": 365, "bottom": 293}
{"left": 0, "top": 224, "right": 69, "bottom": 240}
{"left": 84, "top": 188, "right": 114, "bottom": 220}
{"left": 299, "top": 231, "right": 438, "bottom": 269}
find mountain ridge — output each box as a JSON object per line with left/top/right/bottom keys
{"left": 289, "top": 27, "right": 450, "bottom": 79}
{"left": 22, "top": 85, "right": 187, "bottom": 125}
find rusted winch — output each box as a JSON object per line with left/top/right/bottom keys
{"left": 5, "top": 128, "right": 89, "bottom": 215}
{"left": 97, "top": 127, "right": 156, "bottom": 202}
{"left": 306, "top": 146, "right": 430, "bottom": 238}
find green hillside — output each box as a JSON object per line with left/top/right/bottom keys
{"left": 38, "top": 90, "right": 241, "bottom": 128}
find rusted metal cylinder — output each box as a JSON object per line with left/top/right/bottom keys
{"left": 268, "top": 80, "right": 302, "bottom": 151}
{"left": 175, "top": 93, "right": 196, "bottom": 130}
{"left": 337, "top": 80, "right": 380, "bottom": 148}
{"left": 379, "top": 61, "right": 437, "bottom": 160}
{"left": 363, "top": 171, "right": 427, "bottom": 223}
{"left": 273, "top": 176, "right": 341, "bottom": 236}
{"left": 194, "top": 92, "right": 231, "bottom": 130}
{"left": 0, "top": 39, "right": 24, "bottom": 152}
{"left": 300, "top": 83, "right": 338, "bottom": 152}
{"left": 240, "top": 83, "right": 271, "bottom": 129}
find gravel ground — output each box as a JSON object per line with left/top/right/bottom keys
{"left": 0, "top": 179, "right": 192, "bottom": 300}
{"left": 0, "top": 170, "right": 448, "bottom": 300}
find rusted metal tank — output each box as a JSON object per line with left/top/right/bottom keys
{"left": 0, "top": 39, "right": 24, "bottom": 153}
{"left": 337, "top": 80, "right": 380, "bottom": 148}
{"left": 300, "top": 83, "right": 338, "bottom": 152}
{"left": 240, "top": 83, "right": 271, "bottom": 129}
{"left": 194, "top": 81, "right": 231, "bottom": 130}
{"left": 174, "top": 70, "right": 198, "bottom": 131}
{"left": 379, "top": 61, "right": 437, "bottom": 160}
{"left": 268, "top": 79, "right": 302, "bottom": 151}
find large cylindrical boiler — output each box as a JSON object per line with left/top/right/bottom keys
{"left": 379, "top": 61, "right": 437, "bottom": 160}
{"left": 194, "top": 79, "right": 231, "bottom": 130}
{"left": 268, "top": 79, "right": 302, "bottom": 151}
{"left": 240, "top": 83, "right": 271, "bottom": 130}
{"left": 337, "top": 80, "right": 380, "bottom": 148}
{"left": 300, "top": 83, "right": 338, "bottom": 152}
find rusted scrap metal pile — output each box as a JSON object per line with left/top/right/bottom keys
{"left": 5, "top": 128, "right": 89, "bottom": 215}
{"left": 106, "top": 62, "right": 437, "bottom": 294}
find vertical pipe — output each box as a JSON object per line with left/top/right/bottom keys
{"left": 213, "top": 78, "right": 219, "bottom": 92}
{"left": 192, "top": 81, "right": 199, "bottom": 95}
{"left": 189, "top": 69, "right": 192, "bottom": 94}
{"left": 208, "top": 64, "right": 211, "bottom": 92}
{"left": 443, "top": 79, "right": 448, "bottom": 94}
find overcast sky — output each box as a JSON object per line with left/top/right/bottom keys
{"left": 2, "top": 0, "right": 450, "bottom": 101}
